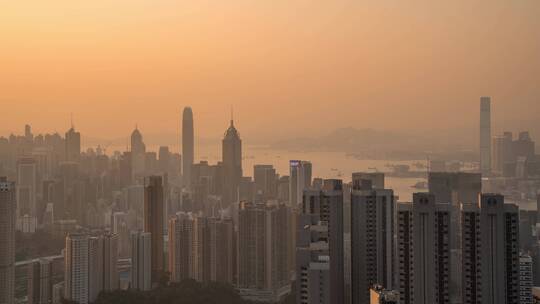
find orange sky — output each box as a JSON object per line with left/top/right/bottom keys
{"left": 1, "top": 0, "right": 539, "bottom": 143}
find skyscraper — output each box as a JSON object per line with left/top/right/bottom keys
{"left": 351, "top": 178, "right": 395, "bottom": 304}
{"left": 222, "top": 118, "right": 242, "bottom": 207}
{"left": 480, "top": 96, "right": 491, "bottom": 175}
{"left": 131, "top": 127, "right": 146, "bottom": 179}
{"left": 65, "top": 125, "right": 81, "bottom": 163}
{"left": 289, "top": 160, "right": 312, "bottom": 206}
{"left": 144, "top": 176, "right": 164, "bottom": 284}
{"left": 0, "top": 177, "right": 15, "bottom": 304}
{"left": 182, "top": 107, "right": 194, "bottom": 190}
{"left": 130, "top": 231, "right": 151, "bottom": 291}
{"left": 397, "top": 193, "right": 451, "bottom": 304}
{"left": 461, "top": 194, "right": 520, "bottom": 304}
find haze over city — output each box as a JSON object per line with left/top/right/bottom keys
{"left": 2, "top": 1, "right": 540, "bottom": 144}
{"left": 1, "top": 2, "right": 540, "bottom": 304}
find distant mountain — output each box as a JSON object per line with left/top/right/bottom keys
{"left": 272, "top": 127, "right": 419, "bottom": 150}
{"left": 271, "top": 127, "right": 477, "bottom": 160}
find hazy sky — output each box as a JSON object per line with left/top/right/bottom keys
{"left": 1, "top": 1, "right": 539, "bottom": 144}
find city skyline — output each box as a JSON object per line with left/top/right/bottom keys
{"left": 1, "top": 1, "right": 540, "bottom": 142}
{"left": 1, "top": 2, "right": 540, "bottom": 304}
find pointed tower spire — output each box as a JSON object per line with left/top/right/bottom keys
{"left": 230, "top": 105, "right": 234, "bottom": 127}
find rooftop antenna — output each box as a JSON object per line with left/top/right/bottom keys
{"left": 230, "top": 105, "right": 234, "bottom": 126}
{"left": 70, "top": 112, "right": 74, "bottom": 129}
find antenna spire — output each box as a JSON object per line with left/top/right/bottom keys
{"left": 230, "top": 105, "right": 234, "bottom": 126}
{"left": 70, "top": 112, "right": 74, "bottom": 129}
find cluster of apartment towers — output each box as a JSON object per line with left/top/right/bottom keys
{"left": 0, "top": 100, "right": 535, "bottom": 304}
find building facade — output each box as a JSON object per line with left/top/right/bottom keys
{"left": 351, "top": 180, "right": 395, "bottom": 304}
{"left": 182, "top": 107, "right": 194, "bottom": 190}
{"left": 480, "top": 96, "right": 491, "bottom": 175}
{"left": 397, "top": 193, "right": 451, "bottom": 304}
{"left": 130, "top": 231, "right": 151, "bottom": 291}
{"left": 144, "top": 176, "right": 164, "bottom": 284}
{"left": 222, "top": 119, "right": 242, "bottom": 207}
{"left": 0, "top": 177, "right": 16, "bottom": 304}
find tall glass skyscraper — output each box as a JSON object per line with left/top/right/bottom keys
{"left": 182, "top": 107, "right": 194, "bottom": 190}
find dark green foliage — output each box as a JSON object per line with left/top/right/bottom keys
{"left": 93, "top": 280, "right": 255, "bottom": 304}
{"left": 15, "top": 230, "right": 64, "bottom": 261}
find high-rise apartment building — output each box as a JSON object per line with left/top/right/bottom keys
{"left": 296, "top": 212, "right": 331, "bottom": 304}
{"left": 168, "top": 213, "right": 234, "bottom": 284}
{"left": 64, "top": 234, "right": 90, "bottom": 304}
{"left": 182, "top": 107, "right": 194, "bottom": 190}
{"left": 323, "top": 179, "right": 344, "bottom": 304}
{"left": 237, "top": 202, "right": 290, "bottom": 302}
{"left": 102, "top": 233, "right": 119, "bottom": 291}
{"left": 64, "top": 233, "right": 119, "bottom": 304}
{"left": 144, "top": 176, "right": 164, "bottom": 284}
{"left": 0, "top": 177, "right": 16, "bottom": 304}
{"left": 397, "top": 193, "right": 451, "bottom": 304}
{"left": 301, "top": 180, "right": 344, "bottom": 304}
{"left": 428, "top": 171, "right": 481, "bottom": 301}
{"left": 130, "top": 231, "right": 151, "bottom": 291}
{"left": 520, "top": 254, "right": 533, "bottom": 304}
{"left": 480, "top": 96, "right": 491, "bottom": 175}
{"left": 461, "top": 194, "right": 520, "bottom": 304}
{"left": 27, "top": 258, "right": 53, "bottom": 304}
{"left": 168, "top": 213, "right": 192, "bottom": 283}
{"left": 351, "top": 178, "right": 395, "bottom": 304}
{"left": 289, "top": 160, "right": 312, "bottom": 206}
{"left": 87, "top": 236, "right": 103, "bottom": 303}
{"left": 208, "top": 217, "right": 234, "bottom": 283}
